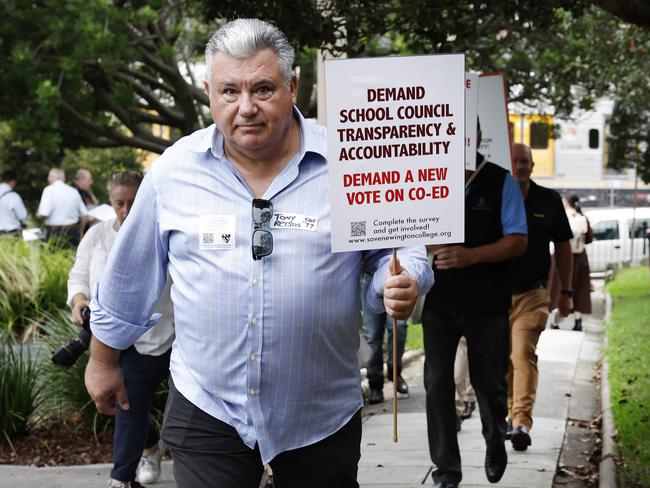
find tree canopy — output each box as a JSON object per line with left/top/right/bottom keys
{"left": 0, "top": 0, "right": 649, "bottom": 180}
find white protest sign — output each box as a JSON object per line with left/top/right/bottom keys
{"left": 325, "top": 54, "right": 465, "bottom": 252}
{"left": 478, "top": 73, "right": 512, "bottom": 171}
{"left": 465, "top": 72, "right": 479, "bottom": 170}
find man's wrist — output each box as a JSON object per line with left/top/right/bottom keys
{"left": 560, "top": 289, "right": 574, "bottom": 297}
{"left": 89, "top": 337, "right": 120, "bottom": 368}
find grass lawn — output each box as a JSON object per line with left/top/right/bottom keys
{"left": 605, "top": 266, "right": 650, "bottom": 487}
{"left": 406, "top": 321, "right": 424, "bottom": 351}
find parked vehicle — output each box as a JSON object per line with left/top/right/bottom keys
{"left": 584, "top": 207, "right": 650, "bottom": 276}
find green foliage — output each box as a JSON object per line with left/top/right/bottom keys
{"left": 0, "top": 237, "right": 41, "bottom": 334}
{"left": 60, "top": 146, "right": 143, "bottom": 205}
{"left": 0, "top": 0, "right": 212, "bottom": 156}
{"left": 1, "top": 0, "right": 650, "bottom": 178}
{"left": 36, "top": 241, "right": 75, "bottom": 317}
{"left": 38, "top": 311, "right": 168, "bottom": 435}
{"left": 38, "top": 311, "right": 113, "bottom": 434}
{"left": 605, "top": 267, "right": 650, "bottom": 486}
{"left": 0, "top": 237, "right": 73, "bottom": 338}
{"left": 0, "top": 335, "right": 42, "bottom": 447}
{"left": 405, "top": 321, "right": 423, "bottom": 351}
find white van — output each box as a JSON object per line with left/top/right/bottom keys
{"left": 583, "top": 207, "right": 650, "bottom": 276}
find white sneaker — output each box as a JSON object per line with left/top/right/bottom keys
{"left": 136, "top": 440, "right": 165, "bottom": 484}
{"left": 108, "top": 480, "right": 143, "bottom": 488}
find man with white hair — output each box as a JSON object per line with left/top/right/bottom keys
{"left": 37, "top": 167, "right": 88, "bottom": 245}
{"left": 85, "top": 18, "right": 433, "bottom": 488}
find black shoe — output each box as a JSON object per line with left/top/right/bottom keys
{"left": 485, "top": 442, "right": 507, "bottom": 483}
{"left": 456, "top": 415, "right": 463, "bottom": 432}
{"left": 573, "top": 318, "right": 583, "bottom": 331}
{"left": 460, "top": 400, "right": 476, "bottom": 420}
{"left": 368, "top": 388, "right": 384, "bottom": 405}
{"left": 433, "top": 481, "right": 459, "bottom": 488}
{"left": 550, "top": 323, "right": 560, "bottom": 329}
{"left": 511, "top": 425, "right": 532, "bottom": 451}
{"left": 396, "top": 375, "right": 409, "bottom": 395}
{"left": 505, "top": 419, "right": 513, "bottom": 440}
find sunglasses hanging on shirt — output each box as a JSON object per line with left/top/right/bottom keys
{"left": 252, "top": 198, "right": 273, "bottom": 260}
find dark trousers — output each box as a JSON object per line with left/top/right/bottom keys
{"left": 161, "top": 381, "right": 362, "bottom": 488}
{"left": 111, "top": 346, "right": 171, "bottom": 482}
{"left": 422, "top": 310, "right": 509, "bottom": 484}
{"left": 45, "top": 225, "right": 80, "bottom": 247}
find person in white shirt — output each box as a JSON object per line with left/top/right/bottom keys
{"left": 67, "top": 171, "right": 175, "bottom": 488}
{"left": 0, "top": 170, "right": 28, "bottom": 234}
{"left": 37, "top": 168, "right": 88, "bottom": 245}
{"left": 550, "top": 195, "right": 592, "bottom": 331}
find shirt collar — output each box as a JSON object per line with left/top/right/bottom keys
{"left": 204, "top": 106, "right": 327, "bottom": 164}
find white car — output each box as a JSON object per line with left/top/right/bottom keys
{"left": 584, "top": 207, "right": 650, "bottom": 276}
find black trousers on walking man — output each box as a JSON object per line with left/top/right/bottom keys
{"left": 422, "top": 309, "right": 509, "bottom": 485}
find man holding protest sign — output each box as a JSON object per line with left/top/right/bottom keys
{"left": 84, "top": 18, "right": 433, "bottom": 488}
{"left": 422, "top": 126, "right": 528, "bottom": 488}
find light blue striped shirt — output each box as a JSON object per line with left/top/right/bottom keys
{"left": 90, "top": 110, "right": 433, "bottom": 463}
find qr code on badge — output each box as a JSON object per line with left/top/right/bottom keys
{"left": 351, "top": 221, "right": 366, "bottom": 237}
{"left": 202, "top": 233, "right": 215, "bottom": 245}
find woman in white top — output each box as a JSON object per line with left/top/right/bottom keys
{"left": 67, "top": 171, "right": 174, "bottom": 488}
{"left": 549, "top": 195, "right": 592, "bottom": 331}
{"left": 564, "top": 195, "right": 592, "bottom": 330}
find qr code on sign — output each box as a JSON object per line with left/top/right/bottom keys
{"left": 351, "top": 221, "right": 366, "bottom": 237}
{"left": 202, "top": 233, "right": 215, "bottom": 245}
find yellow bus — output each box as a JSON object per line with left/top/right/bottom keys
{"left": 508, "top": 114, "right": 555, "bottom": 177}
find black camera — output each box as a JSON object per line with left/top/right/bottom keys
{"left": 51, "top": 306, "right": 92, "bottom": 368}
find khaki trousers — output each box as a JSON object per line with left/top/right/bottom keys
{"left": 454, "top": 337, "right": 476, "bottom": 416}
{"left": 507, "top": 288, "right": 550, "bottom": 429}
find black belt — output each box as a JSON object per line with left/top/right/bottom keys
{"left": 512, "top": 280, "right": 546, "bottom": 295}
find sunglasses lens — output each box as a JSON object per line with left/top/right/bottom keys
{"left": 252, "top": 229, "right": 273, "bottom": 260}
{"left": 252, "top": 199, "right": 273, "bottom": 224}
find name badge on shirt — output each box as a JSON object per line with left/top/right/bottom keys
{"left": 199, "top": 214, "right": 236, "bottom": 250}
{"left": 270, "top": 212, "right": 318, "bottom": 232}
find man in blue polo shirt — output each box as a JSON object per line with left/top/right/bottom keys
{"left": 422, "top": 126, "right": 528, "bottom": 488}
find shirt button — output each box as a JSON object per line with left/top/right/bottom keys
{"left": 252, "top": 278, "right": 259, "bottom": 286}
{"left": 249, "top": 353, "right": 257, "bottom": 361}
{"left": 251, "top": 317, "right": 258, "bottom": 325}
{"left": 249, "top": 387, "right": 257, "bottom": 396}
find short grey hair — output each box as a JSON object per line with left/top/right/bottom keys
{"left": 48, "top": 168, "right": 65, "bottom": 181}
{"left": 205, "top": 19, "right": 295, "bottom": 88}
{"left": 107, "top": 171, "right": 143, "bottom": 193}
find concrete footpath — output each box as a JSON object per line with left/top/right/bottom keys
{"left": 1, "top": 320, "right": 598, "bottom": 488}
{"left": 359, "top": 325, "right": 587, "bottom": 487}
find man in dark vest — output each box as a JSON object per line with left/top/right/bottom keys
{"left": 422, "top": 127, "right": 528, "bottom": 488}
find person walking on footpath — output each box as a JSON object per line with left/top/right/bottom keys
{"left": 361, "top": 270, "right": 410, "bottom": 404}
{"left": 548, "top": 195, "right": 592, "bottom": 331}
{"left": 84, "top": 18, "right": 433, "bottom": 488}
{"left": 422, "top": 127, "right": 528, "bottom": 488}
{"left": 37, "top": 167, "right": 88, "bottom": 246}
{"left": 0, "top": 170, "right": 28, "bottom": 235}
{"left": 68, "top": 172, "right": 175, "bottom": 488}
{"left": 507, "top": 143, "right": 574, "bottom": 452}
{"left": 454, "top": 336, "right": 477, "bottom": 431}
